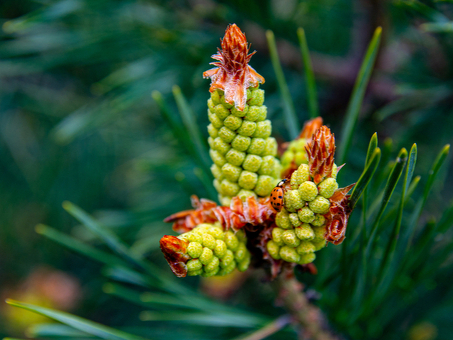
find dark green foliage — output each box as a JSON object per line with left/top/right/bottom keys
{"left": 2, "top": 1, "right": 453, "bottom": 340}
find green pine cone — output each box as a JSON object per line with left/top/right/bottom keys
{"left": 207, "top": 86, "right": 281, "bottom": 205}
{"left": 267, "top": 162, "right": 339, "bottom": 264}
{"left": 178, "top": 224, "right": 251, "bottom": 277}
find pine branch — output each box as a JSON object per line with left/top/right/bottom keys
{"left": 275, "top": 267, "right": 338, "bottom": 340}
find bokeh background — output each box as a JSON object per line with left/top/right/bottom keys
{"left": 1, "top": 0, "right": 453, "bottom": 339}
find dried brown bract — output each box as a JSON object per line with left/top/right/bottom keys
{"left": 159, "top": 235, "right": 190, "bottom": 278}
{"left": 164, "top": 195, "right": 275, "bottom": 233}
{"left": 324, "top": 183, "right": 355, "bottom": 245}
{"left": 203, "top": 24, "right": 265, "bottom": 111}
{"left": 305, "top": 126, "right": 336, "bottom": 184}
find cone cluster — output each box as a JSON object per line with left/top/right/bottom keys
{"left": 280, "top": 138, "right": 309, "bottom": 173}
{"left": 208, "top": 86, "right": 281, "bottom": 206}
{"left": 178, "top": 223, "right": 251, "bottom": 277}
{"left": 266, "top": 163, "right": 339, "bottom": 264}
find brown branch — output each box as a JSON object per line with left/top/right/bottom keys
{"left": 274, "top": 267, "right": 339, "bottom": 340}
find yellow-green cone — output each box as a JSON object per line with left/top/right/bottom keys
{"left": 208, "top": 86, "right": 281, "bottom": 206}
{"left": 178, "top": 223, "right": 250, "bottom": 277}
{"left": 266, "top": 163, "right": 339, "bottom": 265}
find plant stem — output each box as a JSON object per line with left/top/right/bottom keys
{"left": 274, "top": 268, "right": 338, "bottom": 340}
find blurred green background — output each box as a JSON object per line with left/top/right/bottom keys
{"left": 1, "top": 0, "right": 453, "bottom": 339}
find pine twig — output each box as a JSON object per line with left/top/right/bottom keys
{"left": 275, "top": 267, "right": 338, "bottom": 340}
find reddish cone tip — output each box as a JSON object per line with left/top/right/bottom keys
{"left": 160, "top": 235, "right": 190, "bottom": 277}
{"left": 299, "top": 117, "right": 323, "bottom": 140}
{"left": 203, "top": 24, "right": 265, "bottom": 111}
{"left": 305, "top": 126, "right": 336, "bottom": 184}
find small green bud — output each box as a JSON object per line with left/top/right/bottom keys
{"left": 224, "top": 231, "right": 239, "bottom": 251}
{"left": 231, "top": 135, "right": 251, "bottom": 152}
{"left": 245, "top": 106, "right": 261, "bottom": 121}
{"left": 199, "top": 247, "right": 214, "bottom": 265}
{"left": 312, "top": 239, "right": 326, "bottom": 251}
{"left": 218, "top": 260, "right": 236, "bottom": 276}
{"left": 242, "top": 154, "right": 263, "bottom": 172}
{"left": 272, "top": 227, "right": 285, "bottom": 246}
{"left": 276, "top": 209, "right": 292, "bottom": 229}
{"left": 210, "top": 149, "right": 227, "bottom": 167}
{"left": 211, "top": 90, "right": 221, "bottom": 104}
{"left": 207, "top": 98, "right": 215, "bottom": 111}
{"left": 213, "top": 137, "right": 231, "bottom": 155}
{"left": 220, "top": 179, "right": 240, "bottom": 196}
{"left": 295, "top": 151, "right": 307, "bottom": 165}
{"left": 184, "top": 232, "right": 203, "bottom": 243}
{"left": 296, "top": 241, "right": 316, "bottom": 254}
{"left": 219, "top": 195, "right": 231, "bottom": 207}
{"left": 205, "top": 256, "right": 220, "bottom": 272}
{"left": 224, "top": 114, "right": 243, "bottom": 131}
{"left": 211, "top": 164, "right": 224, "bottom": 180}
{"left": 237, "top": 120, "right": 257, "bottom": 137}
{"left": 295, "top": 223, "right": 315, "bottom": 240}
{"left": 208, "top": 110, "right": 223, "bottom": 129}
{"left": 256, "top": 106, "right": 267, "bottom": 121}
{"left": 208, "top": 124, "right": 218, "bottom": 138}
{"left": 258, "top": 155, "right": 276, "bottom": 175}
{"left": 267, "top": 240, "right": 281, "bottom": 259}
{"left": 309, "top": 195, "right": 331, "bottom": 214}
{"left": 248, "top": 89, "right": 265, "bottom": 106}
{"left": 221, "top": 163, "right": 242, "bottom": 182}
{"left": 318, "top": 178, "right": 339, "bottom": 198}
{"left": 237, "top": 255, "right": 251, "bottom": 272}
{"left": 298, "top": 207, "right": 315, "bottom": 223}
{"left": 238, "top": 171, "right": 258, "bottom": 190}
{"left": 282, "top": 151, "right": 294, "bottom": 167}
{"left": 298, "top": 181, "right": 318, "bottom": 201}
{"left": 236, "top": 229, "right": 247, "bottom": 242}
{"left": 214, "top": 104, "right": 230, "bottom": 120}
{"left": 207, "top": 137, "right": 214, "bottom": 149}
{"left": 263, "top": 137, "right": 277, "bottom": 156}
{"left": 218, "top": 126, "right": 237, "bottom": 143}
{"left": 285, "top": 190, "right": 304, "bottom": 211}
{"left": 231, "top": 105, "right": 248, "bottom": 118}
{"left": 214, "top": 239, "right": 227, "bottom": 258}
{"left": 298, "top": 252, "right": 316, "bottom": 265}
{"left": 255, "top": 175, "right": 275, "bottom": 196}
{"left": 252, "top": 120, "right": 271, "bottom": 138}
{"left": 187, "top": 259, "right": 203, "bottom": 271}
{"left": 202, "top": 233, "right": 216, "bottom": 249}
{"left": 220, "top": 249, "right": 234, "bottom": 268}
{"left": 237, "top": 189, "right": 257, "bottom": 200}
{"left": 311, "top": 214, "right": 326, "bottom": 227}
{"left": 188, "top": 269, "right": 203, "bottom": 276}
{"left": 225, "top": 149, "right": 246, "bottom": 167}
{"left": 289, "top": 213, "right": 302, "bottom": 227}
{"left": 201, "top": 267, "right": 220, "bottom": 277}
{"left": 248, "top": 138, "right": 266, "bottom": 155}
{"left": 208, "top": 226, "right": 224, "bottom": 240}
{"left": 235, "top": 242, "right": 248, "bottom": 262}
{"left": 291, "top": 164, "right": 310, "bottom": 189}
{"left": 187, "top": 242, "right": 203, "bottom": 258}
{"left": 312, "top": 226, "right": 326, "bottom": 241}
{"left": 332, "top": 164, "right": 338, "bottom": 179}
{"left": 213, "top": 179, "right": 222, "bottom": 194}
{"left": 282, "top": 229, "right": 301, "bottom": 248}
{"left": 280, "top": 246, "right": 300, "bottom": 263}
